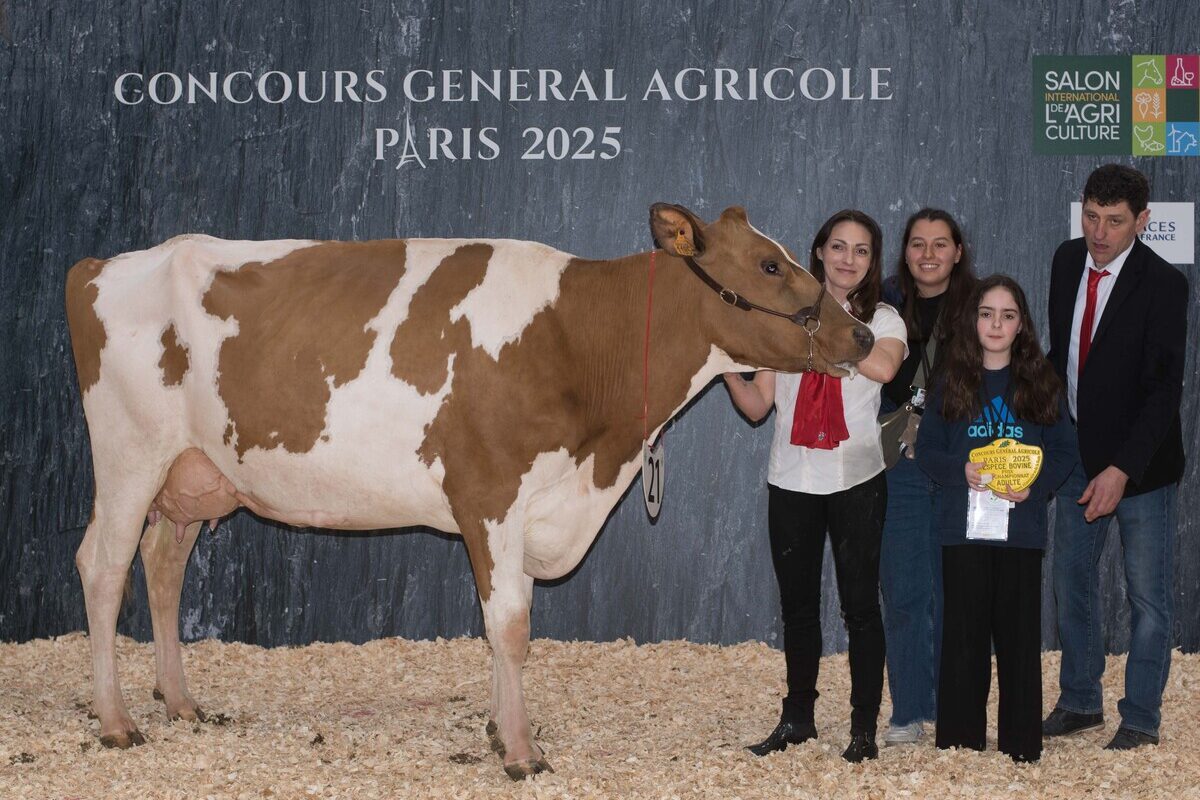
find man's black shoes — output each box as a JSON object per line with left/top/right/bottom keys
{"left": 1042, "top": 708, "right": 1104, "bottom": 737}
{"left": 1043, "top": 710, "right": 1161, "bottom": 749}
{"left": 1104, "top": 727, "right": 1159, "bottom": 750}
{"left": 746, "top": 720, "right": 817, "bottom": 756}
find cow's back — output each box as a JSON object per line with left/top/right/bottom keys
{"left": 67, "top": 234, "right": 579, "bottom": 533}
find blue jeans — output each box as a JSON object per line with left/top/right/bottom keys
{"left": 880, "top": 455, "right": 943, "bottom": 727}
{"left": 1052, "top": 461, "right": 1177, "bottom": 736}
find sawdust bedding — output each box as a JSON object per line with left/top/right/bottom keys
{"left": 2, "top": 634, "right": 1198, "bottom": 799}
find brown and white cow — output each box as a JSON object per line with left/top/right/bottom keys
{"left": 65, "top": 204, "right": 871, "bottom": 779}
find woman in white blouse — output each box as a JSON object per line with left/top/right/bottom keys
{"left": 725, "top": 209, "right": 907, "bottom": 762}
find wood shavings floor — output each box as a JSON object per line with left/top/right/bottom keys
{"left": 2, "top": 634, "right": 1198, "bottom": 799}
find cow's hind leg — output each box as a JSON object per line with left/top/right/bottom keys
{"left": 140, "top": 517, "right": 206, "bottom": 721}
{"left": 461, "top": 519, "right": 549, "bottom": 780}
{"left": 77, "top": 486, "right": 160, "bottom": 748}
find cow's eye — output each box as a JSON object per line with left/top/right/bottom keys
{"left": 761, "top": 260, "right": 780, "bottom": 275}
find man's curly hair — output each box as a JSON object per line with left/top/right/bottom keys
{"left": 1082, "top": 164, "right": 1149, "bottom": 215}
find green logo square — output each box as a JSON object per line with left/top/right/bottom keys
{"left": 1034, "top": 56, "right": 1129, "bottom": 154}
{"left": 1133, "top": 55, "right": 1166, "bottom": 88}
{"left": 1166, "top": 89, "right": 1199, "bottom": 121}
{"left": 1132, "top": 122, "right": 1166, "bottom": 155}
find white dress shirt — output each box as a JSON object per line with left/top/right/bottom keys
{"left": 1067, "top": 241, "right": 1134, "bottom": 419}
{"left": 768, "top": 303, "right": 908, "bottom": 495}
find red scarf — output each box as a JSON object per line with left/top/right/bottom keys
{"left": 790, "top": 372, "right": 849, "bottom": 450}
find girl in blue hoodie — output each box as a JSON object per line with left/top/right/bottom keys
{"left": 916, "top": 274, "right": 1077, "bottom": 763}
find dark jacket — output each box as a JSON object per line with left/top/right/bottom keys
{"left": 1047, "top": 237, "right": 1187, "bottom": 496}
{"left": 879, "top": 275, "right": 943, "bottom": 414}
{"left": 916, "top": 367, "right": 1078, "bottom": 550}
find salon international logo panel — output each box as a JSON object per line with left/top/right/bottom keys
{"left": 1034, "top": 55, "right": 1199, "bottom": 155}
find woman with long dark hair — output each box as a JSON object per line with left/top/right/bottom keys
{"left": 915, "top": 274, "right": 1077, "bottom": 762}
{"left": 877, "top": 208, "right": 976, "bottom": 746}
{"left": 724, "top": 209, "right": 907, "bottom": 762}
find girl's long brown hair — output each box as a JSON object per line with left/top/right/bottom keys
{"left": 809, "top": 209, "right": 882, "bottom": 323}
{"left": 938, "top": 274, "right": 1062, "bottom": 425}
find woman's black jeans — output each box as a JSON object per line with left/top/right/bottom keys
{"left": 767, "top": 471, "right": 887, "bottom": 735}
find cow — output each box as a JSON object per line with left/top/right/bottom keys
{"left": 64, "top": 204, "right": 873, "bottom": 779}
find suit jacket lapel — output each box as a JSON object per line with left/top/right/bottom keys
{"left": 1090, "top": 241, "right": 1146, "bottom": 350}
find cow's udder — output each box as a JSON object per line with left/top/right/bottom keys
{"left": 150, "top": 448, "right": 241, "bottom": 540}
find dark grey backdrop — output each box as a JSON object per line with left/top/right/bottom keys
{"left": 1, "top": 0, "right": 1196, "bottom": 655}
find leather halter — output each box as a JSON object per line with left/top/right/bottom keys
{"left": 680, "top": 254, "right": 825, "bottom": 334}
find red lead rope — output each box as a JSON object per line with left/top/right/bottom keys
{"left": 642, "top": 250, "right": 656, "bottom": 443}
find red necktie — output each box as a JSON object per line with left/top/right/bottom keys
{"left": 1077, "top": 268, "right": 1110, "bottom": 380}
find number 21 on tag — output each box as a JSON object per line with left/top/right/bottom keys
{"left": 642, "top": 438, "right": 664, "bottom": 521}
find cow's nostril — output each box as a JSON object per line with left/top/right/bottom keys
{"left": 853, "top": 325, "right": 874, "bottom": 355}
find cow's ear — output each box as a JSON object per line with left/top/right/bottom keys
{"left": 719, "top": 206, "right": 748, "bottom": 224}
{"left": 649, "top": 203, "right": 706, "bottom": 257}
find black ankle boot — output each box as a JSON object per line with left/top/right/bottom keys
{"left": 842, "top": 732, "right": 879, "bottom": 763}
{"left": 747, "top": 720, "right": 818, "bottom": 756}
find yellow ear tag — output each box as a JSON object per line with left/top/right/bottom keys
{"left": 968, "top": 438, "right": 1044, "bottom": 493}
{"left": 674, "top": 230, "right": 696, "bottom": 257}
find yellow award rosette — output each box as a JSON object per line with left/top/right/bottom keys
{"left": 968, "top": 438, "right": 1044, "bottom": 493}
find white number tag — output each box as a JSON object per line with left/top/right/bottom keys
{"left": 642, "top": 438, "right": 665, "bottom": 521}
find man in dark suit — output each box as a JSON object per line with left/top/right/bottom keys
{"left": 1042, "top": 164, "right": 1188, "bottom": 750}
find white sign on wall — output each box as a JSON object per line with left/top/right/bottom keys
{"left": 1070, "top": 202, "right": 1195, "bottom": 265}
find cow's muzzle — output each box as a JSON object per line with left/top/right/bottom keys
{"left": 852, "top": 324, "right": 874, "bottom": 358}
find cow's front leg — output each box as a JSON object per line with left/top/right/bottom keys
{"left": 485, "top": 571, "right": 543, "bottom": 777}
{"left": 140, "top": 517, "right": 206, "bottom": 722}
{"left": 460, "top": 518, "right": 550, "bottom": 780}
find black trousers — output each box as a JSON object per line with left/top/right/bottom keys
{"left": 767, "top": 472, "right": 886, "bottom": 735}
{"left": 937, "top": 543, "right": 1043, "bottom": 762}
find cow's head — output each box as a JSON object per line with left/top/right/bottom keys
{"left": 649, "top": 203, "right": 873, "bottom": 375}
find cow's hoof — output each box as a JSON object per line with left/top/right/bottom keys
{"left": 99, "top": 729, "right": 146, "bottom": 749}
{"left": 157, "top": 688, "right": 208, "bottom": 723}
{"left": 503, "top": 757, "right": 553, "bottom": 781}
{"left": 167, "top": 705, "right": 207, "bottom": 723}
{"left": 485, "top": 720, "right": 505, "bottom": 756}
